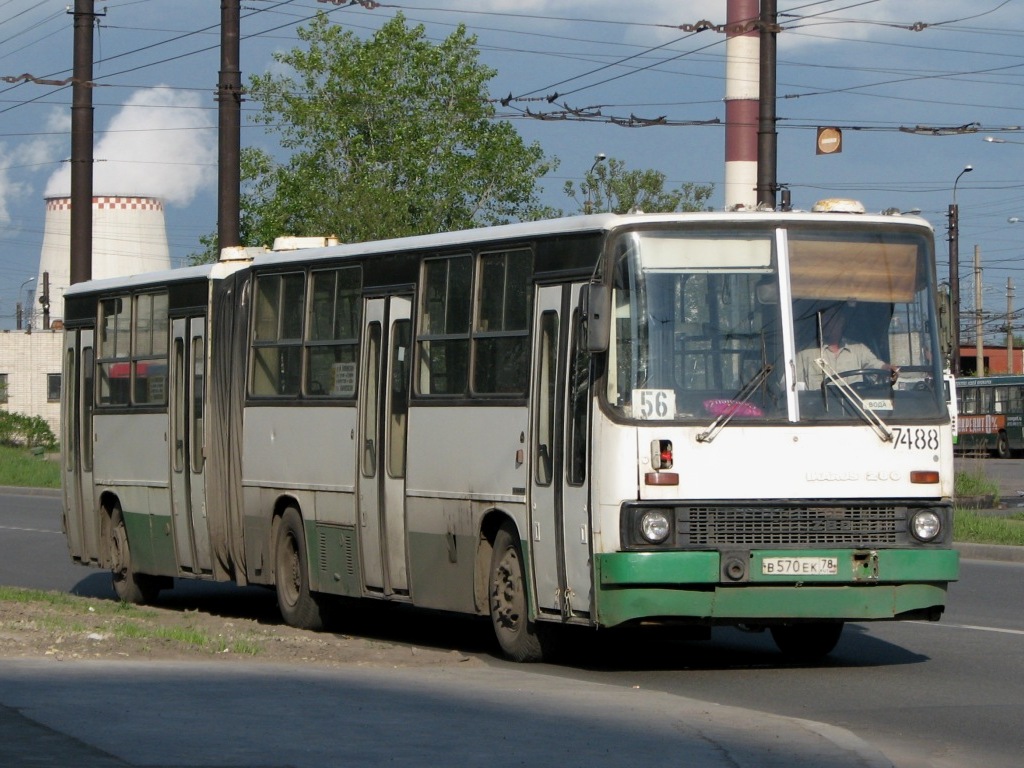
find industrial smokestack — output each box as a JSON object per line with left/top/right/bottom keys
{"left": 35, "top": 195, "right": 171, "bottom": 326}
{"left": 724, "top": 0, "right": 760, "bottom": 210}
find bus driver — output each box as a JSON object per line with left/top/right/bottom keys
{"left": 797, "top": 303, "right": 898, "bottom": 390}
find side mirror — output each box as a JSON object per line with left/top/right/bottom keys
{"left": 585, "top": 283, "right": 610, "bottom": 353}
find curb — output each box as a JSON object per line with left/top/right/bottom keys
{"left": 955, "top": 542, "right": 1024, "bottom": 563}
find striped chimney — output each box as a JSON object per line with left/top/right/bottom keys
{"left": 724, "top": 0, "right": 760, "bottom": 210}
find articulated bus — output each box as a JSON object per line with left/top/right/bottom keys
{"left": 955, "top": 375, "right": 1024, "bottom": 458}
{"left": 61, "top": 206, "right": 958, "bottom": 662}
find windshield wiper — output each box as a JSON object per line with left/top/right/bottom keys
{"left": 815, "top": 358, "right": 894, "bottom": 443}
{"left": 697, "top": 364, "right": 773, "bottom": 443}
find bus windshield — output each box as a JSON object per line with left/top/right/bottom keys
{"left": 605, "top": 224, "right": 947, "bottom": 424}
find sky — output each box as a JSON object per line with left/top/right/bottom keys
{"left": 1, "top": 0, "right": 1024, "bottom": 341}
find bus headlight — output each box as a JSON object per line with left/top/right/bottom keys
{"left": 910, "top": 510, "right": 942, "bottom": 542}
{"left": 639, "top": 509, "right": 672, "bottom": 544}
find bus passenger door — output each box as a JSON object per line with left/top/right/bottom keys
{"left": 529, "top": 284, "right": 593, "bottom": 621}
{"left": 169, "top": 316, "right": 211, "bottom": 575}
{"left": 63, "top": 328, "right": 97, "bottom": 562}
{"left": 358, "top": 296, "right": 412, "bottom": 596}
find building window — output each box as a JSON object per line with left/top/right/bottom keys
{"left": 0, "top": 373, "right": 8, "bottom": 404}
{"left": 47, "top": 373, "right": 61, "bottom": 402}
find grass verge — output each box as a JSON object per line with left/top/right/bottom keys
{"left": 954, "top": 509, "right": 1024, "bottom": 546}
{"left": 0, "top": 585, "right": 263, "bottom": 657}
{"left": 0, "top": 445, "right": 60, "bottom": 488}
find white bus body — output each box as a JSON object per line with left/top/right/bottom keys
{"left": 61, "top": 209, "right": 958, "bottom": 661}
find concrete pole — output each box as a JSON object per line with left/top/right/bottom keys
{"left": 974, "top": 245, "right": 983, "bottom": 375}
{"left": 218, "top": 0, "right": 242, "bottom": 250}
{"left": 70, "top": 0, "right": 96, "bottom": 285}
{"left": 1008, "top": 278, "right": 1015, "bottom": 375}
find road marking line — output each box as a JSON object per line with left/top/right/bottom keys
{"left": 909, "top": 620, "right": 1024, "bottom": 636}
{"left": 0, "top": 525, "right": 59, "bottom": 534}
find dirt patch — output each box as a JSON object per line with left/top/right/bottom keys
{"left": 0, "top": 587, "right": 489, "bottom": 669}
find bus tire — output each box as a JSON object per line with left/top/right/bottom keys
{"left": 996, "top": 432, "right": 1011, "bottom": 459}
{"left": 770, "top": 622, "right": 844, "bottom": 661}
{"left": 108, "top": 505, "right": 164, "bottom": 605}
{"left": 274, "top": 507, "right": 325, "bottom": 631}
{"left": 489, "top": 522, "right": 544, "bottom": 663}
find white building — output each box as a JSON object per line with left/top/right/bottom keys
{"left": 0, "top": 329, "right": 63, "bottom": 439}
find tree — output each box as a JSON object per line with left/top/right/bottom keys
{"left": 192, "top": 13, "right": 557, "bottom": 262}
{"left": 563, "top": 157, "right": 713, "bottom": 215}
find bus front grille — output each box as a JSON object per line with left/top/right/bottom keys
{"left": 679, "top": 504, "right": 902, "bottom": 547}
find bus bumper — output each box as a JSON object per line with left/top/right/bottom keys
{"left": 593, "top": 548, "right": 959, "bottom": 628}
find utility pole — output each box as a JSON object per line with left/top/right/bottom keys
{"left": 949, "top": 165, "right": 973, "bottom": 375}
{"left": 40, "top": 272, "right": 51, "bottom": 331}
{"left": 217, "top": 0, "right": 242, "bottom": 251}
{"left": 974, "top": 245, "right": 983, "bottom": 375}
{"left": 70, "top": 0, "right": 99, "bottom": 285}
{"left": 755, "top": 0, "right": 778, "bottom": 209}
{"left": 1008, "top": 278, "right": 1016, "bottom": 375}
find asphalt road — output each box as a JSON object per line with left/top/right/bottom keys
{"left": 2, "top": 484, "right": 1022, "bottom": 767}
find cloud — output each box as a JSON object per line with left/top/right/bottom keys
{"left": 45, "top": 87, "right": 216, "bottom": 205}
{"left": 0, "top": 110, "right": 67, "bottom": 225}
{"left": 0, "top": 144, "right": 29, "bottom": 225}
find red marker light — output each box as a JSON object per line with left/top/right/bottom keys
{"left": 651, "top": 439, "right": 673, "bottom": 470}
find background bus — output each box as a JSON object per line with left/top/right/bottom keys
{"left": 61, "top": 208, "right": 958, "bottom": 663}
{"left": 955, "top": 374, "right": 1024, "bottom": 458}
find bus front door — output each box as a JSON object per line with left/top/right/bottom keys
{"left": 169, "top": 316, "right": 212, "bottom": 575}
{"left": 529, "top": 284, "right": 593, "bottom": 622}
{"left": 63, "top": 328, "right": 97, "bottom": 563}
{"left": 358, "top": 296, "right": 412, "bottom": 597}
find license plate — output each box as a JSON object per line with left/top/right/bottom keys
{"left": 761, "top": 556, "right": 839, "bottom": 576}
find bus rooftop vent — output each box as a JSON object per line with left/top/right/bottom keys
{"left": 812, "top": 198, "right": 865, "bottom": 213}
{"left": 272, "top": 236, "right": 340, "bottom": 251}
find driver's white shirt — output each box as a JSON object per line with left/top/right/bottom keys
{"left": 797, "top": 340, "right": 884, "bottom": 390}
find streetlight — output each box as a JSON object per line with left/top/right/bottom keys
{"left": 983, "top": 136, "right": 1024, "bottom": 146}
{"left": 16, "top": 276, "right": 35, "bottom": 331}
{"left": 949, "top": 164, "right": 973, "bottom": 375}
{"left": 584, "top": 153, "right": 606, "bottom": 215}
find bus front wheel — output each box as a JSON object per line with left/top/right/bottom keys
{"left": 274, "top": 507, "right": 326, "bottom": 631}
{"left": 489, "top": 522, "right": 545, "bottom": 662}
{"left": 108, "top": 506, "right": 164, "bottom": 604}
{"left": 770, "top": 622, "right": 844, "bottom": 661}
{"left": 996, "top": 432, "right": 1012, "bottom": 459}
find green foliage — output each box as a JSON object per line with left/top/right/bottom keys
{"left": 209, "top": 12, "right": 557, "bottom": 258}
{"left": 564, "top": 156, "right": 714, "bottom": 214}
{"left": 0, "top": 411, "right": 58, "bottom": 450}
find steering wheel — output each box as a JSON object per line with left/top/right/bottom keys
{"left": 832, "top": 368, "right": 893, "bottom": 391}
{"left": 893, "top": 364, "right": 933, "bottom": 391}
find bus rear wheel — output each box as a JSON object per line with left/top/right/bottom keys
{"left": 489, "top": 522, "right": 544, "bottom": 663}
{"left": 274, "top": 507, "right": 326, "bottom": 631}
{"left": 770, "top": 622, "right": 844, "bottom": 661}
{"left": 108, "top": 506, "right": 164, "bottom": 604}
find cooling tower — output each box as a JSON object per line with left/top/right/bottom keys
{"left": 34, "top": 195, "right": 172, "bottom": 327}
